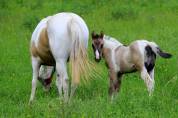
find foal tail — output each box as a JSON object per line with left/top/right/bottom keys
{"left": 148, "top": 42, "right": 172, "bottom": 58}
{"left": 68, "top": 18, "right": 90, "bottom": 84}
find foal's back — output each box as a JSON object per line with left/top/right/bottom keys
{"left": 114, "top": 40, "right": 149, "bottom": 72}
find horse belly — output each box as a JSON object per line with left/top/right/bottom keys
{"left": 116, "top": 48, "right": 136, "bottom": 73}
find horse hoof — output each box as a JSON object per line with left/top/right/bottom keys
{"left": 28, "top": 100, "right": 33, "bottom": 106}
{"left": 43, "top": 85, "right": 51, "bottom": 92}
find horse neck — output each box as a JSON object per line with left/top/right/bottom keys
{"left": 101, "top": 38, "right": 117, "bottom": 64}
{"left": 103, "top": 36, "right": 122, "bottom": 50}
{"left": 101, "top": 36, "right": 123, "bottom": 68}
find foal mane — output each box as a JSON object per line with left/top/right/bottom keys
{"left": 103, "top": 35, "right": 123, "bottom": 49}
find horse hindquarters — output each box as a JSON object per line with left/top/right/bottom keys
{"left": 47, "top": 13, "right": 89, "bottom": 101}
{"left": 46, "top": 14, "right": 73, "bottom": 101}
{"left": 130, "top": 42, "right": 154, "bottom": 95}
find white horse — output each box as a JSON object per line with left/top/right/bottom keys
{"left": 29, "top": 12, "right": 89, "bottom": 104}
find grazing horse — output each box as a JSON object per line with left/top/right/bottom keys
{"left": 91, "top": 31, "right": 172, "bottom": 97}
{"left": 29, "top": 12, "right": 89, "bottom": 104}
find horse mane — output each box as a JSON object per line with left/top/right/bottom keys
{"left": 103, "top": 35, "right": 123, "bottom": 49}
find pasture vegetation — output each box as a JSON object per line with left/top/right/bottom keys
{"left": 0, "top": 0, "right": 178, "bottom": 117}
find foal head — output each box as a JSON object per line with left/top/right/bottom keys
{"left": 91, "top": 31, "right": 104, "bottom": 62}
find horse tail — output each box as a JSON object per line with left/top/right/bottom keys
{"left": 68, "top": 18, "right": 90, "bottom": 84}
{"left": 147, "top": 42, "right": 172, "bottom": 59}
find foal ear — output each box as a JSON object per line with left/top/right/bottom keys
{"left": 91, "top": 31, "right": 96, "bottom": 39}
{"left": 100, "top": 31, "right": 104, "bottom": 39}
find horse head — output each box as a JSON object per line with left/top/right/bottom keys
{"left": 91, "top": 31, "right": 104, "bottom": 62}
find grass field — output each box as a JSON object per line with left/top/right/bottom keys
{"left": 0, "top": 0, "right": 178, "bottom": 117}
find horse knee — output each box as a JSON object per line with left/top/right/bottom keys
{"left": 32, "top": 78, "right": 37, "bottom": 86}
{"left": 114, "top": 79, "right": 122, "bottom": 92}
{"left": 56, "top": 74, "right": 63, "bottom": 95}
{"left": 108, "top": 79, "right": 115, "bottom": 96}
{"left": 63, "top": 79, "right": 69, "bottom": 91}
{"left": 62, "top": 79, "right": 69, "bottom": 102}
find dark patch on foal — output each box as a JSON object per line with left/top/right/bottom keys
{"left": 144, "top": 45, "right": 156, "bottom": 73}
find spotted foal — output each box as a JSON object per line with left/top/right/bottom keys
{"left": 91, "top": 31, "right": 172, "bottom": 97}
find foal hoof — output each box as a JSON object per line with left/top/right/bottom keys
{"left": 28, "top": 100, "right": 33, "bottom": 106}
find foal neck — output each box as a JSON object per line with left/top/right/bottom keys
{"left": 103, "top": 35, "right": 123, "bottom": 51}
{"left": 102, "top": 35, "right": 123, "bottom": 69}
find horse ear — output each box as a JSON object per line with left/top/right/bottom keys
{"left": 91, "top": 31, "right": 96, "bottom": 39}
{"left": 100, "top": 31, "right": 104, "bottom": 39}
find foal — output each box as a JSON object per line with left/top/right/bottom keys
{"left": 91, "top": 32, "right": 172, "bottom": 96}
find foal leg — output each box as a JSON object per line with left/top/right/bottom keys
{"left": 109, "top": 72, "right": 122, "bottom": 101}
{"left": 140, "top": 67, "right": 154, "bottom": 96}
{"left": 29, "top": 57, "right": 40, "bottom": 104}
{"left": 114, "top": 72, "right": 123, "bottom": 93}
{"left": 108, "top": 70, "right": 118, "bottom": 99}
{"left": 148, "top": 68, "right": 155, "bottom": 93}
{"left": 56, "top": 60, "right": 69, "bottom": 102}
{"left": 108, "top": 78, "right": 115, "bottom": 96}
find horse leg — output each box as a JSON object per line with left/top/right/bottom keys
{"left": 108, "top": 78, "right": 115, "bottom": 96}
{"left": 55, "top": 73, "right": 62, "bottom": 97}
{"left": 69, "top": 82, "right": 77, "bottom": 102}
{"left": 140, "top": 67, "right": 154, "bottom": 96}
{"left": 108, "top": 70, "right": 117, "bottom": 99}
{"left": 56, "top": 60, "right": 69, "bottom": 102}
{"left": 114, "top": 72, "right": 122, "bottom": 93}
{"left": 29, "top": 57, "right": 40, "bottom": 104}
{"left": 62, "top": 78, "right": 69, "bottom": 103}
{"left": 148, "top": 68, "right": 155, "bottom": 93}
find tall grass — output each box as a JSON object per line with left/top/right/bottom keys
{"left": 0, "top": 0, "right": 177, "bottom": 117}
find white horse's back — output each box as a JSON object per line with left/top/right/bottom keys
{"left": 47, "top": 12, "right": 89, "bottom": 60}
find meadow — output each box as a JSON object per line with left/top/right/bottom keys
{"left": 0, "top": 0, "right": 178, "bottom": 117}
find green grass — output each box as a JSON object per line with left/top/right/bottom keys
{"left": 0, "top": 0, "right": 178, "bottom": 117}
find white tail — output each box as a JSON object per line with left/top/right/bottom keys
{"left": 68, "top": 18, "right": 90, "bottom": 84}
